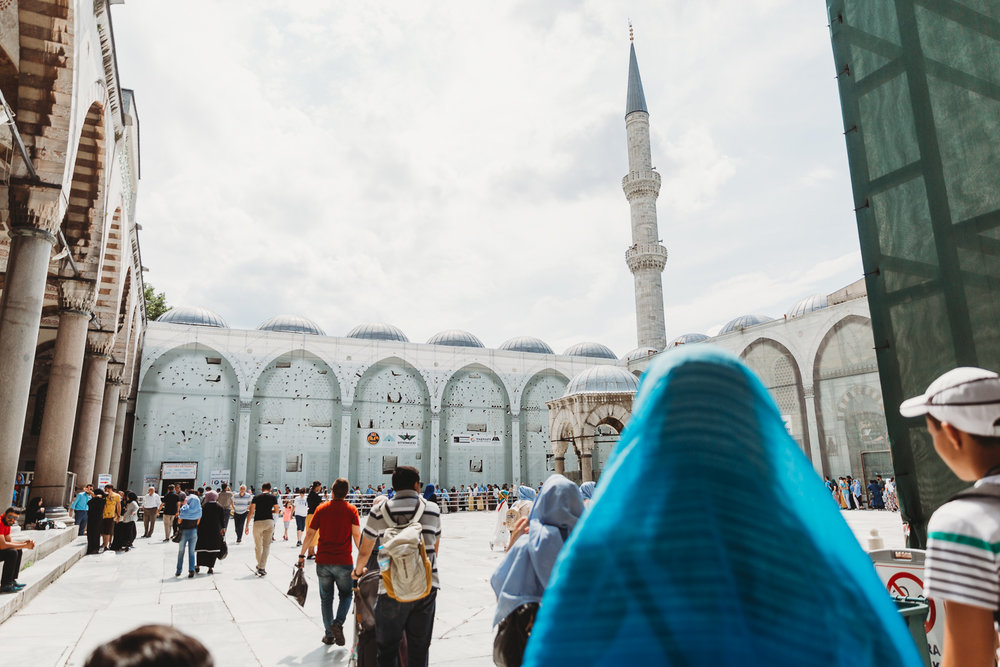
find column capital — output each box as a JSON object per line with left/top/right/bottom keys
{"left": 8, "top": 181, "right": 63, "bottom": 242}
{"left": 106, "top": 360, "right": 125, "bottom": 384}
{"left": 58, "top": 279, "right": 96, "bottom": 316}
{"left": 87, "top": 332, "right": 116, "bottom": 358}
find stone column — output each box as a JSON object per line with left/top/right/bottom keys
{"left": 69, "top": 337, "right": 115, "bottom": 485}
{"left": 803, "top": 386, "right": 825, "bottom": 477}
{"left": 33, "top": 279, "right": 97, "bottom": 509}
{"left": 580, "top": 448, "right": 594, "bottom": 483}
{"left": 429, "top": 412, "right": 440, "bottom": 485}
{"left": 510, "top": 415, "right": 521, "bottom": 486}
{"left": 108, "top": 394, "right": 128, "bottom": 486}
{"left": 91, "top": 360, "right": 123, "bottom": 485}
{"left": 232, "top": 398, "right": 252, "bottom": 486}
{"left": 552, "top": 439, "right": 568, "bottom": 476}
{"left": 338, "top": 406, "right": 352, "bottom": 479}
{"left": 0, "top": 183, "right": 62, "bottom": 509}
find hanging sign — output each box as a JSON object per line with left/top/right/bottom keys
{"left": 451, "top": 433, "right": 502, "bottom": 445}
{"left": 160, "top": 461, "right": 198, "bottom": 479}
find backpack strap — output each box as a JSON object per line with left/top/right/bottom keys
{"left": 380, "top": 496, "right": 426, "bottom": 528}
{"left": 948, "top": 482, "right": 1000, "bottom": 503}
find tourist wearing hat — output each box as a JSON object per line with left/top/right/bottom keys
{"left": 900, "top": 367, "right": 1000, "bottom": 667}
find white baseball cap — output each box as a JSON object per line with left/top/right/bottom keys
{"left": 900, "top": 367, "right": 1000, "bottom": 437}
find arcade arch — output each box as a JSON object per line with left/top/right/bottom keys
{"left": 248, "top": 350, "right": 341, "bottom": 489}
{"left": 131, "top": 344, "right": 240, "bottom": 490}
{"left": 351, "top": 357, "right": 431, "bottom": 488}
{"left": 519, "top": 370, "right": 568, "bottom": 486}
{"left": 741, "top": 338, "right": 810, "bottom": 460}
{"left": 440, "top": 364, "right": 511, "bottom": 488}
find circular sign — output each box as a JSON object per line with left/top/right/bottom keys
{"left": 367, "top": 432, "right": 380, "bottom": 446}
{"left": 886, "top": 571, "right": 935, "bottom": 632}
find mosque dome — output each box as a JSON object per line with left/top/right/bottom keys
{"left": 666, "top": 333, "right": 709, "bottom": 348}
{"left": 787, "top": 294, "right": 829, "bottom": 319}
{"left": 257, "top": 314, "right": 326, "bottom": 336}
{"left": 426, "top": 329, "right": 485, "bottom": 348}
{"left": 157, "top": 306, "right": 228, "bottom": 328}
{"left": 565, "top": 365, "right": 640, "bottom": 396}
{"left": 498, "top": 336, "right": 554, "bottom": 355}
{"left": 346, "top": 323, "right": 410, "bottom": 343}
{"left": 622, "top": 346, "right": 659, "bottom": 362}
{"left": 562, "top": 342, "right": 618, "bottom": 360}
{"left": 718, "top": 314, "right": 775, "bottom": 336}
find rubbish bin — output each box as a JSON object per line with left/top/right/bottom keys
{"left": 894, "top": 597, "right": 931, "bottom": 667}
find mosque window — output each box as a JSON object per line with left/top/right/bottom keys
{"left": 205, "top": 357, "right": 221, "bottom": 365}
{"left": 276, "top": 361, "right": 291, "bottom": 369}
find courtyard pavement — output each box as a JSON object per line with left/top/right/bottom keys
{"left": 0, "top": 508, "right": 904, "bottom": 666}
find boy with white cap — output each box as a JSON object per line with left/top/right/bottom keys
{"left": 900, "top": 367, "right": 1000, "bottom": 667}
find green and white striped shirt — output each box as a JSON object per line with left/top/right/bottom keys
{"left": 925, "top": 476, "right": 1000, "bottom": 611}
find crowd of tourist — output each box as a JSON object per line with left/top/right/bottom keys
{"left": 6, "top": 348, "right": 1000, "bottom": 667}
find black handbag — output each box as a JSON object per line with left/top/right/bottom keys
{"left": 287, "top": 566, "right": 308, "bottom": 607}
{"left": 493, "top": 602, "right": 538, "bottom": 667}
{"left": 218, "top": 540, "right": 228, "bottom": 560}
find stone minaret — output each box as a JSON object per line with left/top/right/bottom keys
{"left": 623, "top": 33, "right": 668, "bottom": 351}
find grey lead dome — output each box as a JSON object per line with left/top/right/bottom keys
{"left": 257, "top": 314, "right": 326, "bottom": 336}
{"left": 157, "top": 306, "right": 229, "bottom": 328}
{"left": 718, "top": 314, "right": 774, "bottom": 336}
{"left": 346, "top": 323, "right": 410, "bottom": 342}
{"left": 498, "top": 336, "right": 554, "bottom": 355}
{"left": 426, "top": 329, "right": 485, "bottom": 348}
{"left": 565, "top": 365, "right": 640, "bottom": 396}
{"left": 563, "top": 342, "right": 618, "bottom": 360}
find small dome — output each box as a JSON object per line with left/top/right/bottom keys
{"left": 157, "top": 306, "right": 228, "bottom": 328}
{"left": 426, "top": 329, "right": 485, "bottom": 348}
{"left": 562, "top": 342, "right": 618, "bottom": 360}
{"left": 565, "top": 365, "right": 639, "bottom": 396}
{"left": 346, "top": 322, "right": 409, "bottom": 343}
{"left": 498, "top": 336, "right": 554, "bottom": 355}
{"left": 257, "top": 314, "right": 326, "bottom": 336}
{"left": 622, "top": 346, "right": 659, "bottom": 362}
{"left": 718, "top": 314, "right": 774, "bottom": 336}
{"left": 667, "top": 333, "right": 709, "bottom": 348}
{"left": 787, "top": 294, "right": 829, "bottom": 319}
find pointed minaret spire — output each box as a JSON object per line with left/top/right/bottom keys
{"left": 626, "top": 26, "right": 648, "bottom": 116}
{"left": 622, "top": 31, "right": 667, "bottom": 351}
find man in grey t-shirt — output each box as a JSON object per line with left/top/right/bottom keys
{"left": 353, "top": 466, "right": 441, "bottom": 666}
{"left": 216, "top": 484, "right": 234, "bottom": 536}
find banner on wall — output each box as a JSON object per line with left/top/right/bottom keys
{"left": 451, "top": 433, "right": 502, "bottom": 445}
{"left": 142, "top": 474, "right": 160, "bottom": 489}
{"left": 160, "top": 461, "right": 198, "bottom": 479}
{"left": 365, "top": 429, "right": 421, "bottom": 449}
{"left": 209, "top": 469, "right": 231, "bottom": 486}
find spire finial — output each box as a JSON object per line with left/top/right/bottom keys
{"left": 629, "top": 20, "right": 634, "bottom": 42}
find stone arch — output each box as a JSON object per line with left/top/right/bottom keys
{"left": 740, "top": 337, "right": 811, "bottom": 461}
{"left": 94, "top": 207, "right": 123, "bottom": 329}
{"left": 351, "top": 356, "right": 431, "bottom": 488}
{"left": 440, "top": 363, "right": 512, "bottom": 488}
{"left": 520, "top": 369, "right": 569, "bottom": 486}
{"left": 62, "top": 101, "right": 106, "bottom": 269}
{"left": 0, "top": 40, "right": 17, "bottom": 181}
{"left": 248, "top": 349, "right": 342, "bottom": 489}
{"left": 580, "top": 402, "right": 632, "bottom": 480}
{"left": 130, "top": 342, "right": 240, "bottom": 489}
{"left": 15, "top": 0, "right": 75, "bottom": 184}
{"left": 812, "top": 315, "right": 884, "bottom": 480}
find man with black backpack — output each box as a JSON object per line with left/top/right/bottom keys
{"left": 352, "top": 466, "right": 441, "bottom": 667}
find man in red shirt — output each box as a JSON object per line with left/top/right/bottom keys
{"left": 298, "top": 478, "right": 360, "bottom": 646}
{"left": 0, "top": 507, "right": 35, "bottom": 593}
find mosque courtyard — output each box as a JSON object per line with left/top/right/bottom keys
{"left": 0, "top": 509, "right": 903, "bottom": 666}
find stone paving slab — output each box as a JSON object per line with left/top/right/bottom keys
{"left": 0, "top": 507, "right": 902, "bottom": 666}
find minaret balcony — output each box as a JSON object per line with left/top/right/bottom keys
{"left": 622, "top": 169, "right": 661, "bottom": 198}
{"left": 625, "top": 242, "right": 668, "bottom": 272}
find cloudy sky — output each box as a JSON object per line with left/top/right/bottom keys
{"left": 110, "top": 0, "right": 862, "bottom": 356}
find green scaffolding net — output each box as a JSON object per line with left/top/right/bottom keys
{"left": 826, "top": 0, "right": 1000, "bottom": 547}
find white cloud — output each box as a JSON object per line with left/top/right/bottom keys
{"left": 112, "top": 0, "right": 864, "bottom": 355}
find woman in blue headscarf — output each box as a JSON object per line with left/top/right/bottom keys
{"left": 491, "top": 474, "right": 583, "bottom": 666}
{"left": 175, "top": 495, "right": 202, "bottom": 578}
{"left": 523, "top": 346, "right": 922, "bottom": 667}
{"left": 422, "top": 483, "right": 437, "bottom": 503}
{"left": 579, "top": 481, "right": 596, "bottom": 505}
